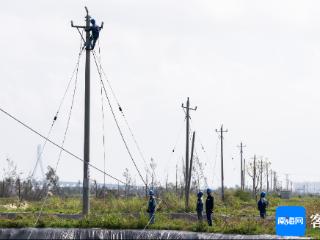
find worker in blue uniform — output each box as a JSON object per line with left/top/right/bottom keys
{"left": 257, "top": 191, "right": 269, "bottom": 219}
{"left": 205, "top": 188, "right": 214, "bottom": 226}
{"left": 147, "top": 190, "right": 157, "bottom": 224}
{"left": 196, "top": 191, "right": 204, "bottom": 221}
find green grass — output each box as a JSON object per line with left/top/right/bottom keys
{"left": 0, "top": 191, "right": 319, "bottom": 237}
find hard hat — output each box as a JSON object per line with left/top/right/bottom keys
{"left": 197, "top": 191, "right": 203, "bottom": 197}
{"left": 207, "top": 188, "right": 213, "bottom": 194}
{"left": 149, "top": 190, "right": 154, "bottom": 196}
{"left": 260, "top": 192, "right": 266, "bottom": 198}
{"left": 90, "top": 19, "right": 96, "bottom": 24}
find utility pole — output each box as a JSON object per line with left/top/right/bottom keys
{"left": 270, "top": 170, "right": 273, "bottom": 192}
{"left": 260, "top": 159, "right": 263, "bottom": 192}
{"left": 175, "top": 164, "right": 178, "bottom": 194}
{"left": 237, "top": 142, "right": 246, "bottom": 190}
{"left": 215, "top": 125, "right": 228, "bottom": 202}
{"left": 286, "top": 174, "right": 289, "bottom": 191}
{"left": 273, "top": 171, "right": 277, "bottom": 192}
{"left": 243, "top": 158, "right": 246, "bottom": 189}
{"left": 253, "top": 155, "right": 256, "bottom": 198}
{"left": 187, "top": 131, "right": 196, "bottom": 203}
{"left": 71, "top": 7, "right": 103, "bottom": 215}
{"left": 182, "top": 98, "right": 196, "bottom": 209}
{"left": 266, "top": 162, "right": 269, "bottom": 192}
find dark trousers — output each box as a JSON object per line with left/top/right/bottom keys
{"left": 206, "top": 211, "right": 212, "bottom": 226}
{"left": 149, "top": 212, "right": 155, "bottom": 224}
{"left": 197, "top": 211, "right": 203, "bottom": 221}
{"left": 260, "top": 211, "right": 266, "bottom": 219}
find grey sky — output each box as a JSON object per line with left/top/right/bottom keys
{"left": 1, "top": 0, "right": 320, "bottom": 189}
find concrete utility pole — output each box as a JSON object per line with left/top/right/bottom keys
{"left": 187, "top": 131, "right": 196, "bottom": 202}
{"left": 182, "top": 97, "right": 197, "bottom": 209}
{"left": 260, "top": 159, "right": 263, "bottom": 192}
{"left": 253, "top": 155, "right": 256, "bottom": 198}
{"left": 286, "top": 174, "right": 289, "bottom": 191}
{"left": 273, "top": 171, "right": 277, "bottom": 191}
{"left": 71, "top": 7, "right": 103, "bottom": 215}
{"left": 266, "top": 162, "right": 269, "bottom": 192}
{"left": 216, "top": 125, "right": 228, "bottom": 202}
{"left": 243, "top": 158, "right": 246, "bottom": 189}
{"left": 175, "top": 164, "right": 178, "bottom": 194}
{"left": 237, "top": 142, "right": 246, "bottom": 190}
{"left": 270, "top": 170, "right": 273, "bottom": 192}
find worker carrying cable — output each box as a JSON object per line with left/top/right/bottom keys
{"left": 87, "top": 18, "right": 102, "bottom": 50}
{"left": 147, "top": 190, "right": 157, "bottom": 224}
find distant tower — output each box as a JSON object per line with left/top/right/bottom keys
{"left": 31, "top": 144, "right": 45, "bottom": 179}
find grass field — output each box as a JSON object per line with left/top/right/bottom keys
{"left": 0, "top": 190, "right": 319, "bottom": 238}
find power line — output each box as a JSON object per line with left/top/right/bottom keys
{"left": 94, "top": 48, "right": 152, "bottom": 177}
{"left": 0, "top": 106, "right": 126, "bottom": 185}
{"left": 30, "top": 46, "right": 84, "bottom": 179}
{"left": 92, "top": 51, "right": 147, "bottom": 187}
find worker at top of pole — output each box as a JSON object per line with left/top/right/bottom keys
{"left": 87, "top": 18, "right": 102, "bottom": 50}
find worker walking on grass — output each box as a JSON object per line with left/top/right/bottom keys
{"left": 147, "top": 190, "right": 157, "bottom": 224}
{"left": 196, "top": 191, "right": 204, "bottom": 221}
{"left": 257, "top": 191, "right": 269, "bottom": 219}
{"left": 205, "top": 188, "right": 214, "bottom": 226}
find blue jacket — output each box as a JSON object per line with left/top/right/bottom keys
{"left": 257, "top": 198, "right": 268, "bottom": 213}
{"left": 196, "top": 198, "right": 203, "bottom": 212}
{"left": 147, "top": 197, "right": 157, "bottom": 213}
{"left": 205, "top": 195, "right": 214, "bottom": 213}
{"left": 90, "top": 24, "right": 100, "bottom": 39}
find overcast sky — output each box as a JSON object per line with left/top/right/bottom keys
{"left": 1, "top": 0, "right": 320, "bottom": 189}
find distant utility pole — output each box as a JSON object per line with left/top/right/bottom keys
{"left": 273, "top": 171, "right": 277, "bottom": 191}
{"left": 266, "top": 161, "right": 270, "bottom": 192}
{"left": 286, "top": 174, "right": 289, "bottom": 191}
{"left": 253, "top": 155, "right": 256, "bottom": 198}
{"left": 260, "top": 158, "right": 263, "bottom": 192}
{"left": 243, "top": 158, "right": 246, "bottom": 189}
{"left": 270, "top": 170, "right": 273, "bottom": 192}
{"left": 175, "top": 164, "right": 178, "bottom": 194}
{"left": 71, "top": 7, "right": 104, "bottom": 216}
{"left": 216, "top": 125, "right": 228, "bottom": 202}
{"left": 237, "top": 142, "right": 246, "bottom": 190}
{"left": 182, "top": 97, "right": 197, "bottom": 209}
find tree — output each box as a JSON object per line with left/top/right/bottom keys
{"left": 122, "top": 168, "right": 132, "bottom": 197}
{"left": 150, "top": 158, "right": 157, "bottom": 189}
{"left": 1, "top": 158, "right": 18, "bottom": 197}
{"left": 45, "top": 166, "right": 59, "bottom": 195}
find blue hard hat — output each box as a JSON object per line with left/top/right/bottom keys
{"left": 260, "top": 192, "right": 266, "bottom": 198}
{"left": 207, "top": 188, "right": 213, "bottom": 194}
{"left": 197, "top": 191, "right": 203, "bottom": 197}
{"left": 90, "top": 19, "right": 96, "bottom": 24}
{"left": 149, "top": 190, "right": 154, "bottom": 196}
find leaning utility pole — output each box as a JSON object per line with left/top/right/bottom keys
{"left": 237, "top": 142, "right": 246, "bottom": 190}
{"left": 187, "top": 131, "right": 196, "bottom": 203}
{"left": 216, "top": 125, "right": 228, "bottom": 202}
{"left": 182, "top": 97, "right": 197, "bottom": 209}
{"left": 71, "top": 7, "right": 103, "bottom": 215}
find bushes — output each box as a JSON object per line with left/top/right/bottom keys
{"left": 234, "top": 190, "right": 252, "bottom": 202}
